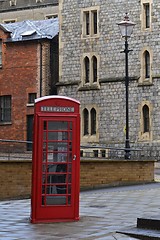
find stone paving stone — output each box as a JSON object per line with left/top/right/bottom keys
{"left": 0, "top": 183, "right": 160, "bottom": 239}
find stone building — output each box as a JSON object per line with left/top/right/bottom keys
{"left": 58, "top": 0, "right": 160, "bottom": 153}
{"left": 0, "top": 0, "right": 58, "bottom": 23}
{"left": 0, "top": 18, "right": 59, "bottom": 149}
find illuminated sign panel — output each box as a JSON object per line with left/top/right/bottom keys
{"left": 41, "top": 106, "right": 74, "bottom": 112}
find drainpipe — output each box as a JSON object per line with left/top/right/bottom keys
{"left": 39, "top": 42, "right": 42, "bottom": 97}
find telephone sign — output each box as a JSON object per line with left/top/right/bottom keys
{"left": 31, "top": 96, "right": 80, "bottom": 223}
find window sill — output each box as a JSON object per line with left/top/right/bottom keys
{"left": 142, "top": 27, "right": 152, "bottom": 32}
{"left": 26, "top": 103, "right": 34, "bottom": 107}
{"left": 81, "top": 34, "right": 99, "bottom": 39}
{"left": 81, "top": 134, "right": 99, "bottom": 143}
{"left": 138, "top": 132, "right": 152, "bottom": 141}
{"left": 138, "top": 80, "right": 153, "bottom": 86}
{"left": 78, "top": 84, "right": 100, "bottom": 91}
{"left": 0, "top": 122, "right": 12, "bottom": 126}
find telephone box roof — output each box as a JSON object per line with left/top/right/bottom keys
{"left": 35, "top": 96, "right": 80, "bottom": 105}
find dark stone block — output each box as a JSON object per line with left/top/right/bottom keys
{"left": 117, "top": 227, "right": 160, "bottom": 240}
{"left": 137, "top": 216, "right": 160, "bottom": 230}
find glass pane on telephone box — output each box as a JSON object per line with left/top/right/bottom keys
{"left": 42, "top": 120, "right": 72, "bottom": 206}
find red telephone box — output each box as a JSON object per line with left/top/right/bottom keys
{"left": 31, "top": 96, "right": 80, "bottom": 223}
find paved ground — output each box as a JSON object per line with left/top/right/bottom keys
{"left": 0, "top": 180, "right": 160, "bottom": 240}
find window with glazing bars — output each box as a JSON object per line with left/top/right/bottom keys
{"left": 28, "top": 93, "right": 37, "bottom": 104}
{"left": 83, "top": 9, "right": 98, "bottom": 36}
{"left": 0, "top": 95, "right": 11, "bottom": 122}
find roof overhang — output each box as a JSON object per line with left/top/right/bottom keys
{"left": 0, "top": 25, "right": 12, "bottom": 33}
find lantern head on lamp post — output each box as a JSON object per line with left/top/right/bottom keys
{"left": 117, "top": 13, "right": 135, "bottom": 159}
{"left": 118, "top": 13, "right": 135, "bottom": 39}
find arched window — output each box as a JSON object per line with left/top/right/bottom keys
{"left": 84, "top": 57, "right": 89, "bottom": 83}
{"left": 83, "top": 108, "right": 89, "bottom": 135}
{"left": 92, "top": 56, "right": 97, "bottom": 83}
{"left": 144, "top": 50, "right": 150, "bottom": 78}
{"left": 143, "top": 104, "right": 149, "bottom": 133}
{"left": 91, "top": 108, "right": 96, "bottom": 135}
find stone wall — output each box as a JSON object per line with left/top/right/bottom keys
{"left": 0, "top": 159, "right": 154, "bottom": 200}
{"left": 58, "top": 0, "right": 160, "bottom": 152}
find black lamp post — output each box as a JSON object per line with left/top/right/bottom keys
{"left": 118, "top": 13, "right": 135, "bottom": 159}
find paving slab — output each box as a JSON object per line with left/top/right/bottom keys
{"left": 0, "top": 183, "right": 160, "bottom": 239}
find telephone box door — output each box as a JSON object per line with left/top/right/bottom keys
{"left": 32, "top": 115, "right": 80, "bottom": 222}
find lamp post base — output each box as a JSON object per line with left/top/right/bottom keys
{"left": 125, "top": 139, "right": 130, "bottom": 159}
{"left": 125, "top": 150, "right": 131, "bottom": 159}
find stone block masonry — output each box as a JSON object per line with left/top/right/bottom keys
{"left": 58, "top": 0, "right": 160, "bottom": 153}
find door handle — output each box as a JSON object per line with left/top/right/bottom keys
{"left": 73, "top": 155, "right": 76, "bottom": 161}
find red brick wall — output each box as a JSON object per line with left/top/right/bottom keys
{"left": 0, "top": 39, "right": 38, "bottom": 141}
{"left": 0, "top": 31, "right": 53, "bottom": 147}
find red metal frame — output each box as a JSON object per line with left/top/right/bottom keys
{"left": 31, "top": 96, "right": 80, "bottom": 223}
